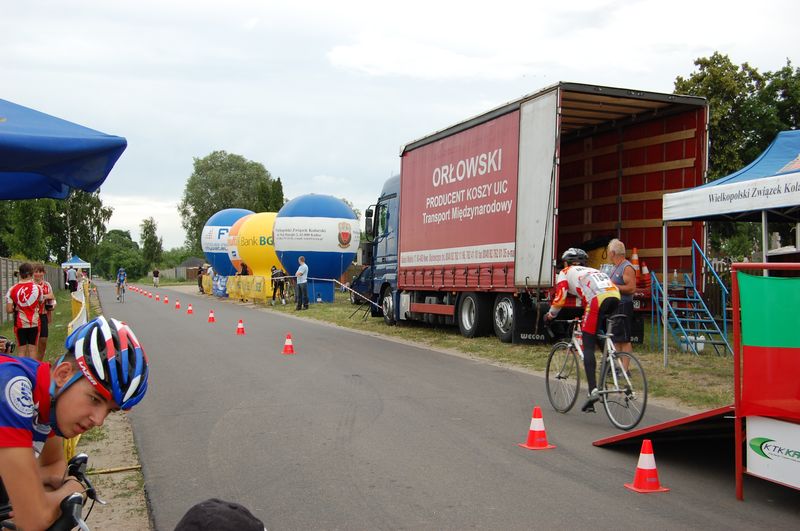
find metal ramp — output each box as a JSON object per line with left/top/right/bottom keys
{"left": 651, "top": 241, "right": 732, "bottom": 356}
{"left": 593, "top": 405, "right": 735, "bottom": 447}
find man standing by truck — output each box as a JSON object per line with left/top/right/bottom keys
{"left": 606, "top": 239, "right": 636, "bottom": 360}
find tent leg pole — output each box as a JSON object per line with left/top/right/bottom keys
{"left": 663, "top": 222, "right": 669, "bottom": 368}
{"left": 761, "top": 211, "right": 768, "bottom": 277}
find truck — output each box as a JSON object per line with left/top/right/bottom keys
{"left": 360, "top": 82, "right": 708, "bottom": 343}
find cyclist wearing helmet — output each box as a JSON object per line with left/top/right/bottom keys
{"left": 0, "top": 316, "right": 149, "bottom": 530}
{"left": 116, "top": 267, "right": 127, "bottom": 301}
{"left": 544, "top": 248, "right": 620, "bottom": 412}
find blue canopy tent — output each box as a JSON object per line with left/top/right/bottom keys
{"left": 660, "top": 130, "right": 800, "bottom": 362}
{"left": 0, "top": 98, "right": 127, "bottom": 200}
{"left": 663, "top": 130, "right": 800, "bottom": 224}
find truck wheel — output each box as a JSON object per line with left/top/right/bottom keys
{"left": 381, "top": 288, "right": 396, "bottom": 326}
{"left": 493, "top": 294, "right": 515, "bottom": 343}
{"left": 458, "top": 292, "right": 491, "bottom": 338}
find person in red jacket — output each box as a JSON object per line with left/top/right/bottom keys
{"left": 32, "top": 263, "right": 56, "bottom": 362}
{"left": 4, "top": 263, "right": 43, "bottom": 358}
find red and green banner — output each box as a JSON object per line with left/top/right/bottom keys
{"left": 738, "top": 272, "right": 800, "bottom": 420}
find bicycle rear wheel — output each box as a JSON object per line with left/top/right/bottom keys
{"left": 546, "top": 342, "right": 581, "bottom": 413}
{"left": 601, "top": 352, "right": 647, "bottom": 430}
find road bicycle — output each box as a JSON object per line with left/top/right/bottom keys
{"left": 545, "top": 315, "right": 648, "bottom": 430}
{"left": 0, "top": 453, "right": 105, "bottom": 530}
{"left": 117, "top": 282, "right": 125, "bottom": 303}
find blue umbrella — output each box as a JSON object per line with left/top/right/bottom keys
{"left": 0, "top": 98, "right": 127, "bottom": 199}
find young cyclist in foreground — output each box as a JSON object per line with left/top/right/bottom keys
{"left": 0, "top": 316, "right": 149, "bottom": 530}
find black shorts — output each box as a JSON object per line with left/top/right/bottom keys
{"left": 39, "top": 313, "right": 49, "bottom": 338}
{"left": 611, "top": 300, "right": 633, "bottom": 343}
{"left": 15, "top": 326, "right": 39, "bottom": 346}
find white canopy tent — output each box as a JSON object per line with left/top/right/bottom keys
{"left": 660, "top": 130, "right": 800, "bottom": 363}
{"left": 61, "top": 255, "right": 92, "bottom": 280}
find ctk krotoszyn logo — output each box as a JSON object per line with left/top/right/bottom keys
{"left": 338, "top": 221, "right": 352, "bottom": 248}
{"left": 749, "top": 436, "right": 800, "bottom": 462}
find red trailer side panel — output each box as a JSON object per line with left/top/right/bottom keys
{"left": 399, "top": 111, "right": 520, "bottom": 291}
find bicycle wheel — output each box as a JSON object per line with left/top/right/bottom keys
{"left": 546, "top": 342, "right": 581, "bottom": 413}
{"left": 601, "top": 352, "right": 647, "bottom": 430}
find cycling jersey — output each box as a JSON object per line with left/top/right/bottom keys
{"left": 5, "top": 281, "right": 43, "bottom": 329}
{"left": 0, "top": 355, "right": 53, "bottom": 458}
{"left": 548, "top": 265, "right": 620, "bottom": 334}
{"left": 116, "top": 272, "right": 127, "bottom": 285}
{"left": 37, "top": 280, "right": 55, "bottom": 315}
{"left": 550, "top": 265, "right": 618, "bottom": 308}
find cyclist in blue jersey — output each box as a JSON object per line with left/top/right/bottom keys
{"left": 0, "top": 316, "right": 149, "bottom": 530}
{"left": 115, "top": 267, "right": 127, "bottom": 301}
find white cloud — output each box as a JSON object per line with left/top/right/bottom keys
{"left": 101, "top": 194, "right": 185, "bottom": 250}
{"left": 3, "top": 0, "right": 800, "bottom": 246}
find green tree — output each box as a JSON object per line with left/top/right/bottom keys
{"left": 0, "top": 199, "right": 51, "bottom": 260}
{"left": 0, "top": 191, "right": 112, "bottom": 262}
{"left": 48, "top": 191, "right": 113, "bottom": 263}
{"left": 95, "top": 230, "right": 146, "bottom": 279}
{"left": 139, "top": 217, "right": 163, "bottom": 266}
{"left": 160, "top": 246, "right": 195, "bottom": 268}
{"left": 270, "top": 177, "right": 285, "bottom": 211}
{"left": 674, "top": 53, "right": 800, "bottom": 256}
{"left": 178, "top": 151, "right": 279, "bottom": 254}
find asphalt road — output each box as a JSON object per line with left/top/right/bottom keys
{"left": 96, "top": 282, "right": 799, "bottom": 530}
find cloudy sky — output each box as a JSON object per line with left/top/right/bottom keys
{"left": 4, "top": 0, "right": 799, "bottom": 249}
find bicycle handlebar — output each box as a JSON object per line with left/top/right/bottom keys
{"left": 0, "top": 453, "right": 102, "bottom": 531}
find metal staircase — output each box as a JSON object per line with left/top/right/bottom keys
{"left": 651, "top": 242, "right": 732, "bottom": 356}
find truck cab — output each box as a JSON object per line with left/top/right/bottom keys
{"left": 363, "top": 174, "right": 400, "bottom": 321}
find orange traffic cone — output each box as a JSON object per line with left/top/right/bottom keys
{"left": 164, "top": 296, "right": 169, "bottom": 305}
{"left": 282, "top": 333, "right": 295, "bottom": 355}
{"left": 631, "top": 247, "right": 641, "bottom": 277}
{"left": 625, "top": 439, "right": 669, "bottom": 493}
{"left": 236, "top": 319, "right": 246, "bottom": 336}
{"left": 518, "top": 406, "right": 556, "bottom": 450}
{"left": 187, "top": 304, "right": 193, "bottom": 315}
{"left": 175, "top": 300, "right": 181, "bottom": 310}
{"left": 155, "top": 294, "right": 160, "bottom": 302}
{"left": 641, "top": 261, "right": 650, "bottom": 277}
{"left": 207, "top": 310, "right": 216, "bottom": 323}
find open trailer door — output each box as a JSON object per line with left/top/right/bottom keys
{"left": 514, "top": 87, "right": 559, "bottom": 289}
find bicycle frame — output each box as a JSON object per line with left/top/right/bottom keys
{"left": 566, "top": 319, "right": 632, "bottom": 397}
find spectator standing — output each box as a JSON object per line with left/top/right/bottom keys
{"left": 295, "top": 256, "right": 309, "bottom": 310}
{"left": 66, "top": 266, "right": 78, "bottom": 292}
{"left": 197, "top": 266, "right": 205, "bottom": 294}
{"left": 236, "top": 263, "right": 250, "bottom": 302}
{"left": 153, "top": 268, "right": 160, "bottom": 287}
{"left": 607, "top": 239, "right": 636, "bottom": 358}
{"left": 4, "top": 263, "right": 43, "bottom": 358}
{"left": 271, "top": 265, "right": 287, "bottom": 305}
{"left": 32, "top": 263, "right": 56, "bottom": 362}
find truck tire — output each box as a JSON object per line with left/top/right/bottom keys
{"left": 493, "top": 294, "right": 515, "bottom": 343}
{"left": 458, "top": 292, "right": 491, "bottom": 338}
{"left": 381, "top": 287, "right": 396, "bottom": 326}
